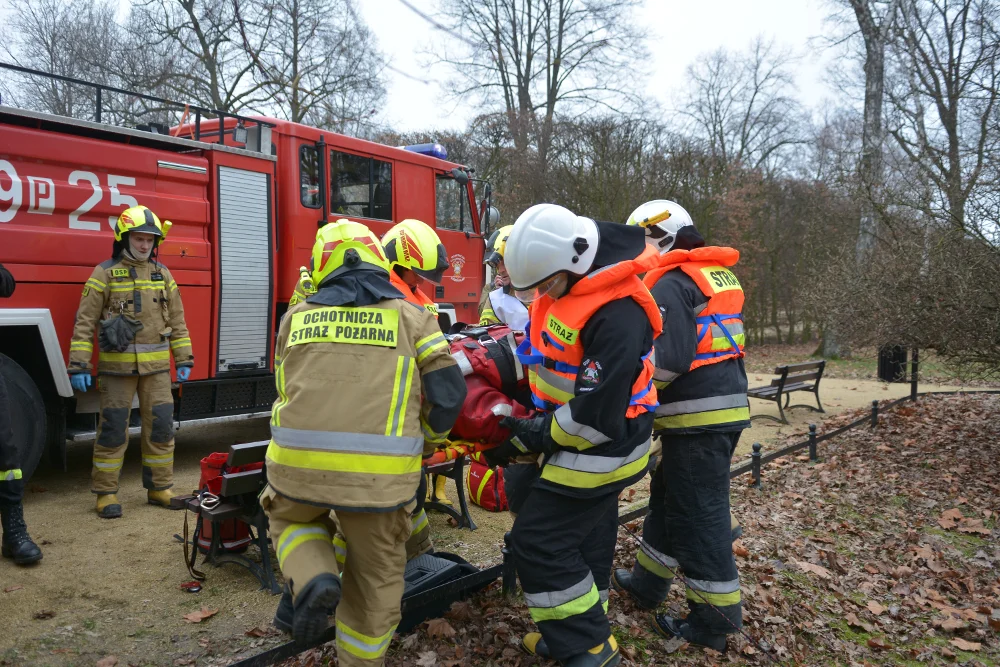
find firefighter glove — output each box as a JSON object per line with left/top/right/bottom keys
{"left": 499, "top": 415, "right": 551, "bottom": 453}
{"left": 69, "top": 373, "right": 92, "bottom": 393}
{"left": 176, "top": 366, "right": 191, "bottom": 382}
{"left": 482, "top": 440, "right": 521, "bottom": 468}
{"left": 98, "top": 315, "right": 144, "bottom": 352}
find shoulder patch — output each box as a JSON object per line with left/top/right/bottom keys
{"left": 110, "top": 268, "right": 130, "bottom": 278}
{"left": 575, "top": 357, "right": 604, "bottom": 394}
{"left": 82, "top": 286, "right": 90, "bottom": 297}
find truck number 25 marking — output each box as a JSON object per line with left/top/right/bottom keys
{"left": 0, "top": 160, "right": 137, "bottom": 230}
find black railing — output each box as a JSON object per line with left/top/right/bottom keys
{"left": 0, "top": 62, "right": 274, "bottom": 151}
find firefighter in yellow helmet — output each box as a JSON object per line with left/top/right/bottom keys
{"left": 478, "top": 225, "right": 528, "bottom": 330}
{"left": 381, "top": 219, "right": 455, "bottom": 508}
{"left": 67, "top": 205, "right": 193, "bottom": 519}
{"left": 262, "top": 220, "right": 465, "bottom": 657}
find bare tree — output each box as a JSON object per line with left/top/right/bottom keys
{"left": 237, "top": 0, "right": 387, "bottom": 132}
{"left": 134, "top": 0, "right": 271, "bottom": 112}
{"left": 885, "top": 0, "right": 1000, "bottom": 246}
{"left": 681, "top": 38, "right": 806, "bottom": 174}
{"left": 435, "top": 0, "right": 646, "bottom": 178}
{"left": 836, "top": 0, "right": 902, "bottom": 260}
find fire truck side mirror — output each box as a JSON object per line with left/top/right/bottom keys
{"left": 450, "top": 167, "right": 469, "bottom": 186}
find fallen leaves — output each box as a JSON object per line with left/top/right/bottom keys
{"left": 95, "top": 657, "right": 118, "bottom": 667}
{"left": 948, "top": 637, "right": 982, "bottom": 652}
{"left": 181, "top": 607, "right": 218, "bottom": 623}
{"left": 415, "top": 650, "right": 438, "bottom": 666}
{"left": 731, "top": 540, "right": 749, "bottom": 558}
{"left": 794, "top": 560, "right": 832, "bottom": 579}
{"left": 866, "top": 600, "right": 886, "bottom": 616}
{"left": 3, "top": 585, "right": 24, "bottom": 593}
{"left": 937, "top": 507, "right": 964, "bottom": 529}
{"left": 424, "top": 618, "right": 456, "bottom": 640}
{"left": 33, "top": 610, "right": 55, "bottom": 620}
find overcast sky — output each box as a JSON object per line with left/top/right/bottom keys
{"left": 359, "top": 0, "right": 840, "bottom": 132}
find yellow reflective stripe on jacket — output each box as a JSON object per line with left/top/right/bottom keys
{"left": 541, "top": 439, "right": 651, "bottom": 489}
{"left": 267, "top": 427, "right": 422, "bottom": 475}
{"left": 420, "top": 416, "right": 449, "bottom": 444}
{"left": 531, "top": 367, "right": 575, "bottom": 405}
{"left": 0, "top": 469, "right": 23, "bottom": 481}
{"left": 525, "top": 572, "right": 601, "bottom": 622}
{"left": 170, "top": 337, "right": 191, "bottom": 350}
{"left": 99, "top": 350, "right": 171, "bottom": 363}
{"left": 654, "top": 393, "right": 750, "bottom": 429}
{"left": 70, "top": 341, "right": 94, "bottom": 352}
{"left": 479, "top": 308, "right": 499, "bottom": 326}
{"left": 415, "top": 332, "right": 447, "bottom": 363}
{"left": 276, "top": 523, "right": 331, "bottom": 570}
{"left": 549, "top": 403, "right": 611, "bottom": 451}
{"left": 84, "top": 278, "right": 106, "bottom": 293}
{"left": 336, "top": 619, "right": 397, "bottom": 660}
{"left": 385, "top": 357, "right": 415, "bottom": 437}
{"left": 167, "top": 280, "right": 178, "bottom": 292}
{"left": 272, "top": 361, "right": 288, "bottom": 427}
{"left": 411, "top": 508, "right": 429, "bottom": 535}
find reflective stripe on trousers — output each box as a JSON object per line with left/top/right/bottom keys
{"left": 276, "top": 523, "right": 331, "bottom": 570}
{"left": 336, "top": 619, "right": 397, "bottom": 661}
{"left": 523, "top": 571, "right": 602, "bottom": 623}
{"left": 636, "top": 539, "right": 679, "bottom": 580}
{"left": 685, "top": 576, "right": 741, "bottom": 606}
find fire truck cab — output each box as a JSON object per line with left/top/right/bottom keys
{"left": 0, "top": 90, "right": 489, "bottom": 480}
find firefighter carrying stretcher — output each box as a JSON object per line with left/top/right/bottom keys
{"left": 262, "top": 219, "right": 465, "bottom": 660}
{"left": 67, "top": 205, "right": 194, "bottom": 519}
{"left": 482, "top": 204, "right": 663, "bottom": 667}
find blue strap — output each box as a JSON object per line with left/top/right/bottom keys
{"left": 695, "top": 313, "right": 743, "bottom": 323}
{"left": 629, "top": 379, "right": 657, "bottom": 406}
{"left": 516, "top": 335, "right": 544, "bottom": 366}
{"left": 710, "top": 313, "right": 742, "bottom": 354}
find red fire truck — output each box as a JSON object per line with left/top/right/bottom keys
{"left": 0, "top": 67, "right": 493, "bottom": 478}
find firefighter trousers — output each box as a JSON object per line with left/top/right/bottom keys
{"left": 0, "top": 373, "right": 24, "bottom": 506}
{"left": 632, "top": 431, "right": 742, "bottom": 635}
{"left": 333, "top": 474, "right": 431, "bottom": 568}
{"left": 261, "top": 486, "right": 410, "bottom": 667}
{"left": 511, "top": 487, "right": 618, "bottom": 662}
{"left": 92, "top": 373, "right": 175, "bottom": 494}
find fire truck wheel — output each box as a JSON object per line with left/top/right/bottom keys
{"left": 0, "top": 353, "right": 46, "bottom": 483}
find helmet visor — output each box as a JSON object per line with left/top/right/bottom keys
{"left": 412, "top": 243, "right": 449, "bottom": 284}
{"left": 514, "top": 273, "right": 569, "bottom": 304}
{"left": 485, "top": 250, "right": 502, "bottom": 268}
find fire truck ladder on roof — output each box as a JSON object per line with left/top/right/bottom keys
{"left": 0, "top": 62, "right": 274, "bottom": 152}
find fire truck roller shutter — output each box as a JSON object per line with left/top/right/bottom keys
{"left": 216, "top": 166, "right": 272, "bottom": 373}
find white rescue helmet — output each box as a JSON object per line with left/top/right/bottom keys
{"left": 504, "top": 203, "right": 599, "bottom": 303}
{"left": 626, "top": 199, "right": 694, "bottom": 253}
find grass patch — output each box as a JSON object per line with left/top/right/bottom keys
{"left": 925, "top": 527, "right": 989, "bottom": 557}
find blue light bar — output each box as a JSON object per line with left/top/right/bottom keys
{"left": 402, "top": 142, "right": 448, "bottom": 160}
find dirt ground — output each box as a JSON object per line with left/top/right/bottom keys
{"left": 0, "top": 374, "right": 984, "bottom": 666}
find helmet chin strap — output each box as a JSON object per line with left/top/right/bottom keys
{"left": 127, "top": 235, "right": 152, "bottom": 261}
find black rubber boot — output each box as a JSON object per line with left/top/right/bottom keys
{"left": 563, "top": 636, "right": 620, "bottom": 667}
{"left": 652, "top": 614, "right": 728, "bottom": 653}
{"left": 520, "top": 632, "right": 551, "bottom": 658}
{"left": 611, "top": 564, "right": 669, "bottom": 610}
{"left": 273, "top": 586, "right": 293, "bottom": 633}
{"left": 292, "top": 573, "right": 342, "bottom": 645}
{"left": 1, "top": 503, "right": 43, "bottom": 565}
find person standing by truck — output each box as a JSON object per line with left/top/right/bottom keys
{"left": 0, "top": 263, "right": 43, "bottom": 565}
{"left": 67, "top": 205, "right": 194, "bottom": 519}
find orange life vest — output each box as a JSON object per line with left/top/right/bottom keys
{"left": 390, "top": 271, "right": 439, "bottom": 317}
{"left": 517, "top": 246, "right": 664, "bottom": 418}
{"left": 643, "top": 246, "right": 745, "bottom": 371}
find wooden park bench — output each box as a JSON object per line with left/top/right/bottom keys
{"left": 748, "top": 360, "right": 826, "bottom": 424}
{"left": 172, "top": 441, "right": 280, "bottom": 594}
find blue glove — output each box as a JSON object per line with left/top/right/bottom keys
{"left": 70, "top": 373, "right": 91, "bottom": 392}
{"left": 176, "top": 366, "right": 191, "bottom": 382}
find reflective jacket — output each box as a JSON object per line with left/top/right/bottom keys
{"left": 390, "top": 271, "right": 438, "bottom": 318}
{"left": 644, "top": 246, "right": 749, "bottom": 433}
{"left": 517, "top": 237, "right": 662, "bottom": 496}
{"left": 480, "top": 286, "right": 529, "bottom": 331}
{"left": 266, "top": 298, "right": 465, "bottom": 511}
{"left": 68, "top": 255, "right": 193, "bottom": 376}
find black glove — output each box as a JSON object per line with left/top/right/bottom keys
{"left": 482, "top": 440, "right": 521, "bottom": 468}
{"left": 499, "top": 415, "right": 549, "bottom": 452}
